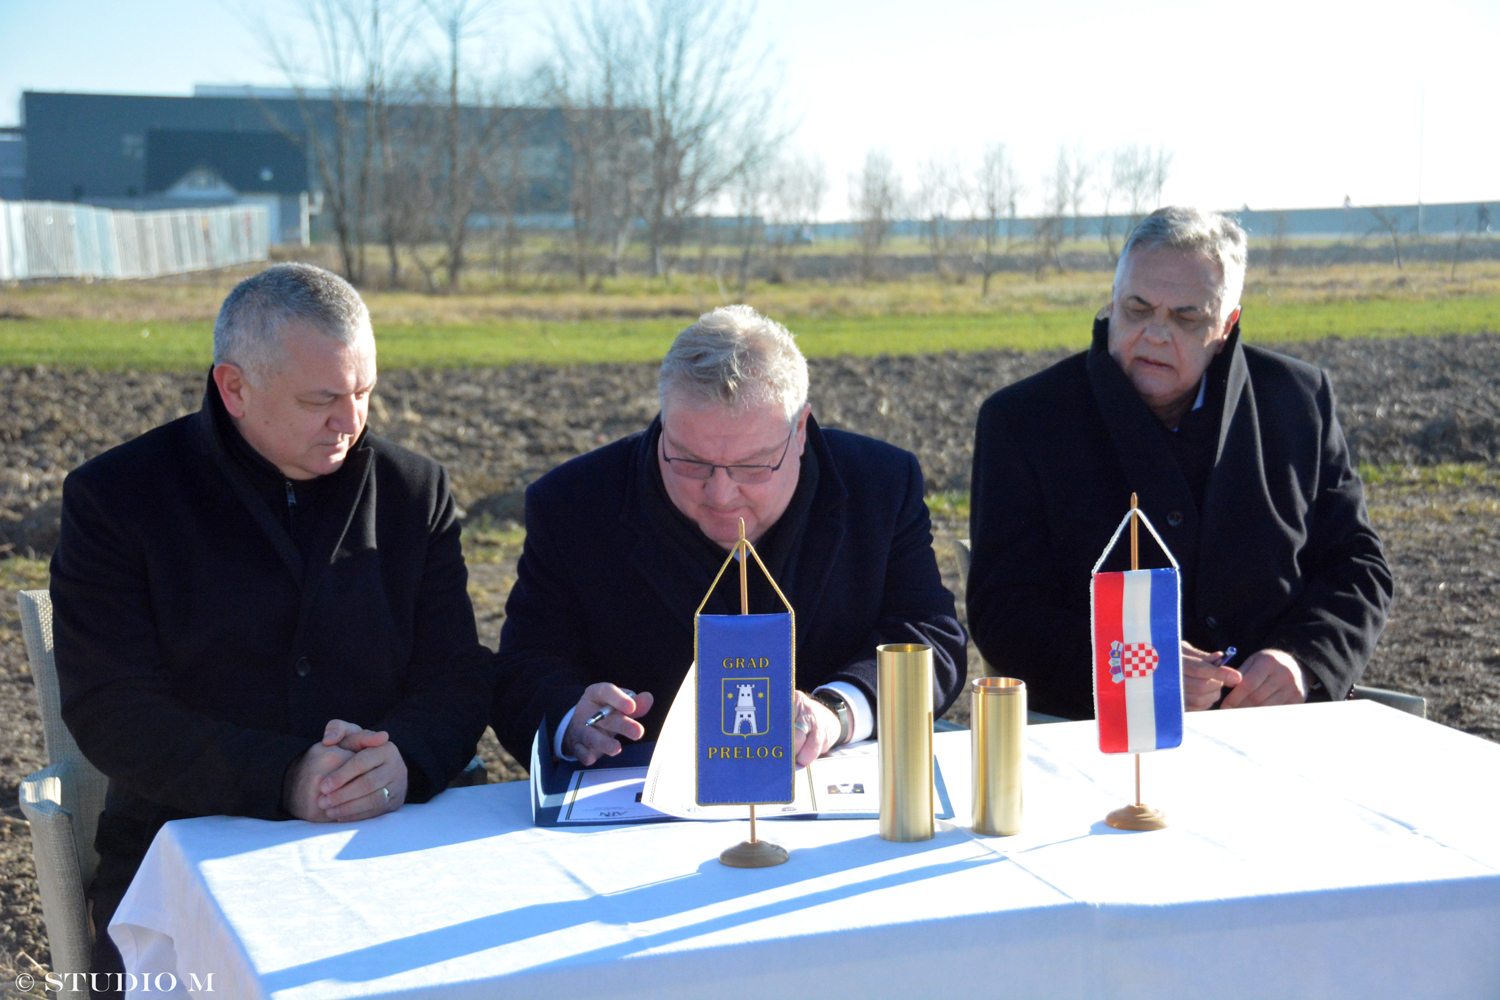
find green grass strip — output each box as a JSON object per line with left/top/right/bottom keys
{"left": 1, "top": 295, "right": 1496, "bottom": 370}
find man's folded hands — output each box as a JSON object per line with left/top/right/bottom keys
{"left": 283, "top": 719, "right": 409, "bottom": 823}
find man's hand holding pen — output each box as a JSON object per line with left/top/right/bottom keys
{"left": 565, "top": 683, "right": 655, "bottom": 765}
{"left": 1181, "top": 642, "right": 1241, "bottom": 711}
{"left": 1181, "top": 643, "right": 1307, "bottom": 710}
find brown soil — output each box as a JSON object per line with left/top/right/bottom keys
{"left": 3, "top": 334, "right": 1498, "bottom": 985}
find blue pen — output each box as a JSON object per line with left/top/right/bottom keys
{"left": 1213, "top": 646, "right": 1238, "bottom": 667}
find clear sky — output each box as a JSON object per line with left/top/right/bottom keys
{"left": 2, "top": 0, "right": 1496, "bottom": 218}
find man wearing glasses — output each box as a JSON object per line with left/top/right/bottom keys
{"left": 967, "top": 207, "right": 1392, "bottom": 721}
{"left": 491, "top": 305, "right": 967, "bottom": 766}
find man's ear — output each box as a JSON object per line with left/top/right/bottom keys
{"left": 1213, "top": 306, "right": 1242, "bottom": 354}
{"left": 794, "top": 403, "right": 812, "bottom": 454}
{"left": 213, "top": 363, "right": 250, "bottom": 419}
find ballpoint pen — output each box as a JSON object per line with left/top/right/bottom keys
{"left": 1213, "top": 647, "right": 1238, "bottom": 667}
{"left": 586, "top": 689, "right": 636, "bottom": 727}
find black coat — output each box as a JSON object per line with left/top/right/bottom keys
{"left": 51, "top": 382, "right": 493, "bottom": 870}
{"left": 967, "top": 318, "right": 1393, "bottom": 720}
{"left": 491, "top": 415, "right": 967, "bottom": 760}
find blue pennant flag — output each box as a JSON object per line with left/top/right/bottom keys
{"left": 696, "top": 611, "right": 795, "bottom": 805}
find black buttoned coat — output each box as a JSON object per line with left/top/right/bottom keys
{"left": 490, "top": 416, "right": 967, "bottom": 760}
{"left": 967, "top": 319, "right": 1393, "bottom": 720}
{"left": 51, "top": 386, "right": 493, "bottom": 870}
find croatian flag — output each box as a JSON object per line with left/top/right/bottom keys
{"left": 1090, "top": 511, "right": 1184, "bottom": 754}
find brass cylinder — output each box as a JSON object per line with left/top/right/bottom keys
{"left": 878, "top": 643, "right": 934, "bottom": 842}
{"left": 971, "top": 677, "right": 1025, "bottom": 836}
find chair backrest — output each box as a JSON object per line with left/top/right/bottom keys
{"left": 18, "top": 590, "right": 92, "bottom": 770}
{"left": 953, "top": 538, "right": 972, "bottom": 583}
{"left": 19, "top": 589, "right": 107, "bottom": 887}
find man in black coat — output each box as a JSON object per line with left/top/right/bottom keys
{"left": 967, "top": 207, "right": 1392, "bottom": 721}
{"left": 51, "top": 264, "right": 492, "bottom": 989}
{"left": 492, "top": 305, "right": 966, "bottom": 767}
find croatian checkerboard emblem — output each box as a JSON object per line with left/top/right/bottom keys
{"left": 723, "top": 678, "right": 769, "bottom": 736}
{"left": 1109, "top": 640, "right": 1159, "bottom": 682}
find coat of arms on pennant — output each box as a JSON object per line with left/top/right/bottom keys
{"left": 1090, "top": 508, "right": 1185, "bottom": 754}
{"left": 723, "top": 677, "right": 770, "bottom": 736}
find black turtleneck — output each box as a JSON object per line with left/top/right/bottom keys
{"left": 643, "top": 417, "right": 820, "bottom": 617}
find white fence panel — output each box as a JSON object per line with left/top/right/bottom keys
{"left": 0, "top": 200, "right": 269, "bottom": 281}
{"left": 0, "top": 202, "right": 24, "bottom": 279}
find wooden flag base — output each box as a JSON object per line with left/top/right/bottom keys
{"left": 1104, "top": 750, "right": 1168, "bottom": 830}
{"left": 719, "top": 839, "right": 789, "bottom": 867}
{"left": 720, "top": 803, "right": 789, "bottom": 867}
{"left": 1104, "top": 803, "right": 1168, "bottom": 831}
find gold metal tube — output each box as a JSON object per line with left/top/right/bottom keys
{"left": 971, "top": 677, "right": 1025, "bottom": 836}
{"left": 878, "top": 643, "right": 934, "bottom": 842}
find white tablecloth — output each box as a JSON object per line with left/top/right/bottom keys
{"left": 111, "top": 702, "right": 1500, "bottom": 999}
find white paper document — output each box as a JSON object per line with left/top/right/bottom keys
{"left": 559, "top": 767, "right": 674, "bottom": 824}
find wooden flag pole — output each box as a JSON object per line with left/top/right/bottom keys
{"left": 1105, "top": 493, "right": 1168, "bottom": 831}
{"left": 719, "top": 517, "right": 789, "bottom": 867}
{"left": 1130, "top": 493, "right": 1141, "bottom": 808}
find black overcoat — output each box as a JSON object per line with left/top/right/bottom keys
{"left": 491, "top": 416, "right": 967, "bottom": 760}
{"left": 967, "top": 318, "right": 1393, "bottom": 720}
{"left": 51, "top": 385, "right": 493, "bottom": 868}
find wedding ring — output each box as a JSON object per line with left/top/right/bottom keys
{"left": 381, "top": 787, "right": 390, "bottom": 804}
{"left": 794, "top": 718, "right": 810, "bottom": 734}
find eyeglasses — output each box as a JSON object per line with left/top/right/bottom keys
{"left": 660, "top": 425, "right": 796, "bottom": 484}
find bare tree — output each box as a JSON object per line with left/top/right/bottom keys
{"left": 1268, "top": 210, "right": 1290, "bottom": 276}
{"left": 628, "top": 0, "right": 779, "bottom": 279}
{"left": 260, "top": 0, "right": 417, "bottom": 284}
{"left": 850, "top": 149, "right": 902, "bottom": 282}
{"left": 545, "top": 3, "right": 651, "bottom": 288}
{"left": 729, "top": 154, "right": 769, "bottom": 295}
{"left": 763, "top": 152, "right": 826, "bottom": 283}
{"left": 1098, "top": 164, "right": 1122, "bottom": 260}
{"left": 1366, "top": 204, "right": 1409, "bottom": 269}
{"left": 546, "top": 0, "right": 775, "bottom": 284}
{"left": 1450, "top": 206, "right": 1468, "bottom": 281}
{"left": 969, "top": 143, "right": 1017, "bottom": 297}
{"left": 1031, "top": 148, "right": 1070, "bottom": 277}
{"left": 411, "top": 0, "right": 503, "bottom": 292}
{"left": 915, "top": 154, "right": 966, "bottom": 281}
{"left": 1111, "top": 143, "right": 1172, "bottom": 235}
{"left": 1060, "top": 145, "right": 1093, "bottom": 240}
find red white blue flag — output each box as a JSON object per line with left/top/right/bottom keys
{"left": 1091, "top": 510, "right": 1184, "bottom": 754}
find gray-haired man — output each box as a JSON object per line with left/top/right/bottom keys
{"left": 491, "top": 305, "right": 968, "bottom": 768}
{"left": 51, "top": 263, "right": 492, "bottom": 988}
{"left": 967, "top": 207, "right": 1392, "bottom": 721}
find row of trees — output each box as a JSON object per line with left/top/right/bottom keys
{"left": 839, "top": 143, "right": 1172, "bottom": 291}
{"left": 265, "top": 0, "right": 777, "bottom": 291}
{"left": 265, "top": 1, "right": 1173, "bottom": 293}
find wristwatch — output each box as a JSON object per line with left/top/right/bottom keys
{"left": 812, "top": 689, "right": 853, "bottom": 747}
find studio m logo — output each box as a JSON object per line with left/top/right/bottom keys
{"left": 721, "top": 677, "right": 769, "bottom": 737}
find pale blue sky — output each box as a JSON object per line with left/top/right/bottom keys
{"left": 2, "top": 0, "right": 1496, "bottom": 216}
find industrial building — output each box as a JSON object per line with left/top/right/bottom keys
{"left": 11, "top": 88, "right": 574, "bottom": 245}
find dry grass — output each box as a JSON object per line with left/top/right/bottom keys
{"left": 5, "top": 253, "right": 1500, "bottom": 327}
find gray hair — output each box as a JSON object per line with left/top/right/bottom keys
{"left": 1116, "top": 206, "right": 1248, "bottom": 319}
{"left": 658, "top": 305, "right": 809, "bottom": 422}
{"left": 213, "top": 263, "right": 372, "bottom": 384}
